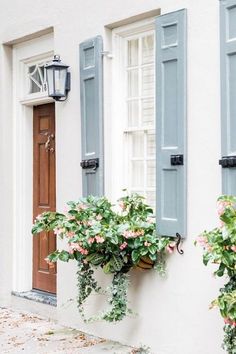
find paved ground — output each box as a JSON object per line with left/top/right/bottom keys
{"left": 0, "top": 308, "right": 141, "bottom": 354}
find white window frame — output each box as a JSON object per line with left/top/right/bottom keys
{"left": 110, "top": 18, "right": 155, "bottom": 203}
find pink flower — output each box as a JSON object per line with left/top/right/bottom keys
{"left": 147, "top": 217, "right": 155, "bottom": 224}
{"left": 120, "top": 242, "right": 128, "bottom": 250}
{"left": 36, "top": 214, "right": 43, "bottom": 221}
{"left": 224, "top": 318, "right": 236, "bottom": 327}
{"left": 166, "top": 242, "right": 176, "bottom": 254}
{"left": 76, "top": 203, "right": 87, "bottom": 211}
{"left": 217, "top": 200, "right": 232, "bottom": 216}
{"left": 219, "top": 220, "right": 225, "bottom": 228}
{"left": 123, "top": 230, "right": 144, "bottom": 238}
{"left": 67, "top": 214, "right": 76, "bottom": 221}
{"left": 69, "top": 242, "right": 88, "bottom": 255}
{"left": 206, "top": 245, "right": 213, "bottom": 252}
{"left": 96, "top": 214, "right": 103, "bottom": 221}
{"left": 66, "top": 231, "right": 75, "bottom": 238}
{"left": 88, "top": 237, "right": 95, "bottom": 244}
{"left": 54, "top": 227, "right": 65, "bottom": 236}
{"left": 76, "top": 246, "right": 88, "bottom": 255}
{"left": 95, "top": 235, "right": 105, "bottom": 243}
{"left": 196, "top": 235, "right": 208, "bottom": 248}
{"left": 231, "top": 245, "right": 236, "bottom": 252}
{"left": 144, "top": 241, "right": 151, "bottom": 247}
{"left": 119, "top": 201, "right": 126, "bottom": 210}
{"left": 87, "top": 220, "right": 95, "bottom": 227}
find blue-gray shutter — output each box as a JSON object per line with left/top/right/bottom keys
{"left": 156, "top": 9, "right": 187, "bottom": 237}
{"left": 220, "top": 0, "right": 236, "bottom": 195}
{"left": 80, "top": 36, "right": 104, "bottom": 196}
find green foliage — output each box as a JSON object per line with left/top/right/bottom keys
{"left": 223, "top": 325, "right": 236, "bottom": 354}
{"left": 102, "top": 272, "right": 131, "bottom": 322}
{"left": 32, "top": 192, "right": 177, "bottom": 322}
{"left": 76, "top": 262, "right": 102, "bottom": 321}
{"left": 196, "top": 196, "right": 236, "bottom": 353}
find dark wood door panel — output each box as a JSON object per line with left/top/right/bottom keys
{"left": 33, "top": 103, "right": 56, "bottom": 294}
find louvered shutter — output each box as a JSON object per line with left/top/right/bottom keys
{"left": 79, "top": 36, "right": 104, "bottom": 196}
{"left": 219, "top": 0, "right": 236, "bottom": 194}
{"left": 156, "top": 9, "right": 187, "bottom": 237}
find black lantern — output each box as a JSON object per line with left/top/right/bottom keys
{"left": 45, "top": 55, "right": 71, "bottom": 101}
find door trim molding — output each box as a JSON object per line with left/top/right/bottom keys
{"left": 12, "top": 34, "right": 54, "bottom": 292}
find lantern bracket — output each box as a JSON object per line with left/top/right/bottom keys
{"left": 101, "top": 51, "right": 114, "bottom": 59}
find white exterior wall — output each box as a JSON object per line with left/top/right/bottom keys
{"left": 0, "top": 1, "right": 224, "bottom": 353}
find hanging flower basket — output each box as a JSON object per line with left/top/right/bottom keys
{"left": 32, "top": 193, "right": 178, "bottom": 322}
{"left": 137, "top": 256, "right": 154, "bottom": 269}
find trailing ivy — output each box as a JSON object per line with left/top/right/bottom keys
{"left": 76, "top": 262, "right": 101, "bottom": 321}
{"left": 102, "top": 272, "right": 131, "bottom": 322}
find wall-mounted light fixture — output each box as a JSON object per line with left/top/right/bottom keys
{"left": 45, "top": 55, "right": 71, "bottom": 101}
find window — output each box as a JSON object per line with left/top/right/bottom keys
{"left": 28, "top": 63, "right": 48, "bottom": 94}
{"left": 124, "top": 31, "right": 156, "bottom": 209}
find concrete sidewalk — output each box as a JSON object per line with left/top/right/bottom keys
{"left": 0, "top": 307, "right": 140, "bottom": 354}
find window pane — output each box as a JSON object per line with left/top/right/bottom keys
{"left": 142, "top": 35, "right": 154, "bottom": 64}
{"left": 142, "top": 66, "right": 154, "bottom": 96}
{"left": 132, "top": 161, "right": 144, "bottom": 187}
{"left": 29, "top": 65, "right": 36, "bottom": 74}
{"left": 128, "top": 39, "right": 139, "bottom": 67}
{"left": 146, "top": 191, "right": 155, "bottom": 209}
{"left": 141, "top": 98, "right": 154, "bottom": 125}
{"left": 124, "top": 31, "right": 156, "bottom": 209}
{"left": 128, "top": 69, "right": 139, "bottom": 97}
{"left": 29, "top": 65, "right": 41, "bottom": 93}
{"left": 147, "top": 160, "right": 156, "bottom": 188}
{"left": 147, "top": 132, "right": 155, "bottom": 157}
{"left": 132, "top": 132, "right": 144, "bottom": 158}
{"left": 28, "top": 64, "right": 47, "bottom": 94}
{"left": 127, "top": 100, "right": 139, "bottom": 127}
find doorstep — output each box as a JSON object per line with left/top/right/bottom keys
{"left": 10, "top": 293, "right": 57, "bottom": 321}
{"left": 11, "top": 289, "right": 57, "bottom": 306}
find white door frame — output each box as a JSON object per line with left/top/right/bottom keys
{"left": 12, "top": 33, "right": 54, "bottom": 292}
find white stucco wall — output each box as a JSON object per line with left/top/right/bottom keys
{"left": 0, "top": 1, "right": 225, "bottom": 353}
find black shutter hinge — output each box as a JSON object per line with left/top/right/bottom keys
{"left": 171, "top": 154, "right": 184, "bottom": 166}
{"left": 219, "top": 156, "right": 236, "bottom": 168}
{"left": 80, "top": 158, "right": 99, "bottom": 170}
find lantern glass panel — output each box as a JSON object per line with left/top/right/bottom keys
{"left": 54, "top": 68, "right": 67, "bottom": 96}
{"left": 46, "top": 68, "right": 55, "bottom": 96}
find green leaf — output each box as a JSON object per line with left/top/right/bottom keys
{"left": 86, "top": 253, "right": 104, "bottom": 266}
{"left": 215, "top": 263, "right": 226, "bottom": 277}
{"left": 110, "top": 255, "right": 123, "bottom": 272}
{"left": 103, "top": 262, "right": 111, "bottom": 274}
{"left": 134, "top": 238, "right": 141, "bottom": 247}
{"left": 131, "top": 250, "right": 140, "bottom": 263}
{"left": 203, "top": 253, "right": 210, "bottom": 266}
{"left": 58, "top": 251, "right": 70, "bottom": 262}
{"left": 149, "top": 245, "right": 157, "bottom": 255}
{"left": 140, "top": 248, "right": 149, "bottom": 256}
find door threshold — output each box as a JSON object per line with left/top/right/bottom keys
{"left": 11, "top": 289, "right": 57, "bottom": 307}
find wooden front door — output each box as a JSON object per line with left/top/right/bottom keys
{"left": 33, "top": 103, "right": 56, "bottom": 294}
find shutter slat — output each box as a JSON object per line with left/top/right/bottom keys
{"left": 220, "top": 0, "right": 236, "bottom": 195}
{"left": 156, "top": 9, "right": 187, "bottom": 237}
{"left": 80, "top": 36, "right": 104, "bottom": 197}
